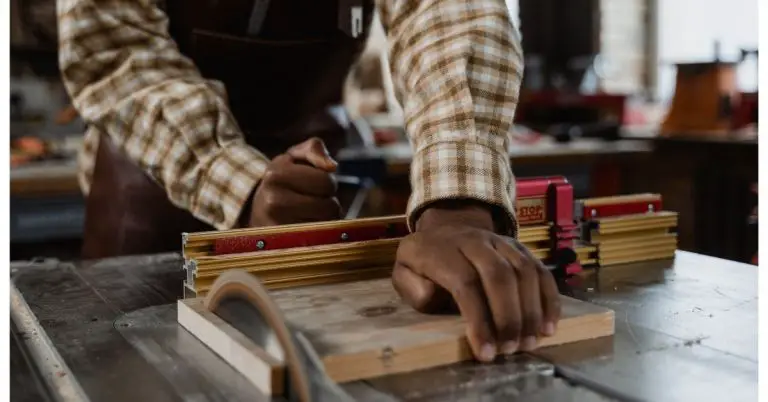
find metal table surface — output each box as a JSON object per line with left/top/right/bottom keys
{"left": 10, "top": 251, "right": 757, "bottom": 402}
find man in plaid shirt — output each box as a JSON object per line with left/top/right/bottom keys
{"left": 59, "top": 0, "right": 560, "bottom": 361}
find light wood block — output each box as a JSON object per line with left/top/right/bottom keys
{"left": 177, "top": 299, "right": 285, "bottom": 395}
{"left": 178, "top": 278, "right": 615, "bottom": 395}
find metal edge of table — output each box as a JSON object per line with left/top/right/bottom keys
{"left": 10, "top": 282, "right": 88, "bottom": 401}
{"left": 11, "top": 317, "right": 57, "bottom": 402}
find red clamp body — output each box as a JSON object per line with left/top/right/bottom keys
{"left": 548, "top": 181, "right": 581, "bottom": 275}
{"left": 518, "top": 176, "right": 581, "bottom": 275}
{"left": 579, "top": 194, "right": 662, "bottom": 221}
{"left": 214, "top": 222, "right": 408, "bottom": 255}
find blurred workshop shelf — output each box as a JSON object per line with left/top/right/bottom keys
{"left": 338, "top": 137, "right": 653, "bottom": 177}
{"left": 10, "top": 160, "right": 84, "bottom": 244}
{"left": 621, "top": 130, "right": 758, "bottom": 263}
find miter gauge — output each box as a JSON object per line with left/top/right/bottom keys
{"left": 204, "top": 270, "right": 355, "bottom": 402}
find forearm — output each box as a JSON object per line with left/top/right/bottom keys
{"left": 377, "top": 0, "right": 522, "bottom": 236}
{"left": 58, "top": 0, "right": 268, "bottom": 229}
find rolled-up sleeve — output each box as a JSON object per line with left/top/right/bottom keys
{"left": 58, "top": 0, "right": 269, "bottom": 229}
{"left": 377, "top": 0, "right": 522, "bottom": 235}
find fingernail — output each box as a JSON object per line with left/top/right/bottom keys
{"left": 521, "top": 336, "right": 537, "bottom": 351}
{"left": 542, "top": 322, "right": 556, "bottom": 336}
{"left": 501, "top": 341, "right": 518, "bottom": 355}
{"left": 480, "top": 343, "right": 497, "bottom": 362}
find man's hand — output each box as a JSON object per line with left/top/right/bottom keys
{"left": 245, "top": 138, "right": 342, "bottom": 226}
{"left": 392, "top": 201, "right": 561, "bottom": 362}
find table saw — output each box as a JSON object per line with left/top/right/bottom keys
{"left": 10, "top": 251, "right": 757, "bottom": 402}
{"left": 9, "top": 177, "right": 757, "bottom": 402}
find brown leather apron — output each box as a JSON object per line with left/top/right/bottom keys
{"left": 81, "top": 0, "right": 374, "bottom": 259}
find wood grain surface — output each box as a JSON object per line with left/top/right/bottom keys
{"left": 179, "top": 278, "right": 615, "bottom": 394}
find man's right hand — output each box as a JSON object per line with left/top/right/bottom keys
{"left": 245, "top": 137, "right": 342, "bottom": 227}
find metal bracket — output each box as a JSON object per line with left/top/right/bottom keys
{"left": 350, "top": 6, "right": 363, "bottom": 38}
{"left": 338, "top": 1, "right": 365, "bottom": 38}
{"left": 11, "top": 283, "right": 90, "bottom": 402}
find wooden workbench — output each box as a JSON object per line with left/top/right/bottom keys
{"left": 10, "top": 251, "right": 756, "bottom": 401}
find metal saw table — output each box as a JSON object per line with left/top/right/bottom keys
{"left": 10, "top": 251, "right": 757, "bottom": 402}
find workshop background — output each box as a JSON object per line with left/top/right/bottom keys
{"left": 9, "top": 0, "right": 758, "bottom": 264}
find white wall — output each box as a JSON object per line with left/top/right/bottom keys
{"left": 657, "top": 0, "right": 759, "bottom": 100}
{"left": 506, "top": 0, "right": 649, "bottom": 94}
{"left": 600, "top": 0, "right": 647, "bottom": 94}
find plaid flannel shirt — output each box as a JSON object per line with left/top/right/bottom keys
{"left": 58, "top": 0, "right": 523, "bottom": 233}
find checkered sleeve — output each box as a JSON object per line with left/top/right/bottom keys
{"left": 58, "top": 0, "right": 269, "bottom": 230}
{"left": 377, "top": 0, "right": 522, "bottom": 236}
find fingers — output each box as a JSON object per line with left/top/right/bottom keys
{"left": 515, "top": 257, "right": 542, "bottom": 351}
{"left": 537, "top": 266, "right": 561, "bottom": 336}
{"left": 494, "top": 239, "right": 545, "bottom": 352}
{"left": 286, "top": 137, "right": 338, "bottom": 172}
{"left": 399, "top": 236, "right": 497, "bottom": 362}
{"left": 511, "top": 242, "right": 562, "bottom": 337}
{"left": 460, "top": 244, "right": 522, "bottom": 355}
{"left": 394, "top": 231, "right": 563, "bottom": 363}
{"left": 392, "top": 263, "right": 446, "bottom": 313}
{"left": 393, "top": 237, "right": 455, "bottom": 313}
{"left": 261, "top": 188, "right": 341, "bottom": 224}
{"left": 450, "top": 270, "right": 497, "bottom": 363}
{"left": 264, "top": 163, "right": 338, "bottom": 197}
{"left": 253, "top": 144, "right": 340, "bottom": 227}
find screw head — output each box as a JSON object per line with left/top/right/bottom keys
{"left": 256, "top": 240, "right": 266, "bottom": 249}
{"left": 340, "top": 232, "right": 349, "bottom": 241}
{"left": 648, "top": 204, "right": 655, "bottom": 212}
{"left": 591, "top": 209, "right": 597, "bottom": 217}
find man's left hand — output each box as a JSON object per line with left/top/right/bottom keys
{"left": 392, "top": 201, "right": 561, "bottom": 362}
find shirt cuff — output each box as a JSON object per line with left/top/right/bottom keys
{"left": 406, "top": 141, "right": 518, "bottom": 237}
{"left": 193, "top": 143, "right": 269, "bottom": 230}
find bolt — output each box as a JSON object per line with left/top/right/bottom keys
{"left": 648, "top": 203, "right": 655, "bottom": 213}
{"left": 340, "top": 232, "right": 349, "bottom": 241}
{"left": 256, "top": 240, "right": 266, "bottom": 249}
{"left": 379, "top": 346, "right": 395, "bottom": 365}
{"left": 591, "top": 209, "right": 597, "bottom": 217}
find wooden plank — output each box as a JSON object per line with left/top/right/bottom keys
{"left": 178, "top": 278, "right": 614, "bottom": 395}
{"left": 177, "top": 299, "right": 285, "bottom": 395}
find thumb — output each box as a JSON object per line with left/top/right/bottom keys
{"left": 286, "top": 137, "right": 338, "bottom": 172}
{"left": 392, "top": 263, "right": 455, "bottom": 314}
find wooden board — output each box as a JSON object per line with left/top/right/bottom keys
{"left": 178, "top": 278, "right": 614, "bottom": 395}
{"left": 177, "top": 298, "right": 285, "bottom": 395}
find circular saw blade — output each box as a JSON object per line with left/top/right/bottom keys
{"left": 205, "top": 270, "right": 313, "bottom": 402}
